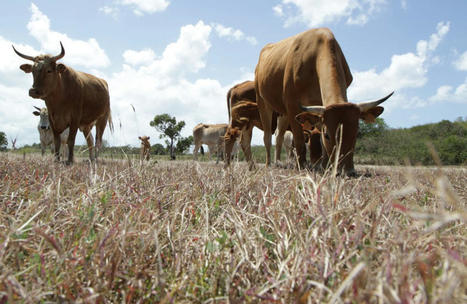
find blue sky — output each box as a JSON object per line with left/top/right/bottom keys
{"left": 1, "top": 0, "right": 467, "bottom": 148}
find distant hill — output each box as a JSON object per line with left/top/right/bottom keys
{"left": 355, "top": 118, "right": 467, "bottom": 166}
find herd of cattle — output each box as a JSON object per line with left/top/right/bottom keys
{"left": 14, "top": 27, "right": 393, "bottom": 176}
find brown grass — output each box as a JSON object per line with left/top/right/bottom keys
{"left": 0, "top": 153, "right": 466, "bottom": 303}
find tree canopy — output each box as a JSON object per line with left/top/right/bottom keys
{"left": 150, "top": 114, "right": 189, "bottom": 159}
{"left": 0, "top": 131, "right": 7, "bottom": 151}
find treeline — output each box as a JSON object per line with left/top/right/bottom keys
{"left": 355, "top": 118, "right": 467, "bottom": 165}
{"left": 2, "top": 118, "right": 466, "bottom": 166}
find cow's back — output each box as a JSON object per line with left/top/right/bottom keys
{"left": 76, "top": 71, "right": 110, "bottom": 126}
{"left": 55, "top": 67, "right": 110, "bottom": 129}
{"left": 193, "top": 124, "right": 227, "bottom": 144}
{"left": 255, "top": 28, "right": 352, "bottom": 109}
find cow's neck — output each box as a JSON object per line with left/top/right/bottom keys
{"left": 42, "top": 77, "right": 68, "bottom": 131}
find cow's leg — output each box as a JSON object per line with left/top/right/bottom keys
{"left": 274, "top": 115, "right": 288, "bottom": 164}
{"left": 207, "top": 144, "right": 216, "bottom": 160}
{"left": 241, "top": 125, "right": 255, "bottom": 170}
{"left": 41, "top": 142, "right": 46, "bottom": 156}
{"left": 60, "top": 142, "right": 67, "bottom": 160}
{"left": 215, "top": 136, "right": 224, "bottom": 164}
{"left": 224, "top": 135, "right": 236, "bottom": 169}
{"left": 284, "top": 96, "right": 306, "bottom": 169}
{"left": 52, "top": 132, "right": 62, "bottom": 162}
{"left": 65, "top": 127, "right": 78, "bottom": 165}
{"left": 94, "top": 117, "right": 108, "bottom": 162}
{"left": 193, "top": 142, "right": 200, "bottom": 160}
{"left": 81, "top": 126, "right": 95, "bottom": 162}
{"left": 256, "top": 98, "right": 273, "bottom": 167}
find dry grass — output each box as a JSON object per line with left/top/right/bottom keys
{"left": 0, "top": 153, "right": 466, "bottom": 303}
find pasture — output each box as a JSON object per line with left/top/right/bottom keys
{"left": 0, "top": 153, "right": 466, "bottom": 303}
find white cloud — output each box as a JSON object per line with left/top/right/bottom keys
{"left": 99, "top": 6, "right": 120, "bottom": 19}
{"left": 212, "top": 23, "right": 258, "bottom": 45}
{"left": 106, "top": 21, "right": 240, "bottom": 146}
{"left": 348, "top": 22, "right": 450, "bottom": 110}
{"left": 401, "top": 0, "right": 408, "bottom": 10}
{"left": 27, "top": 3, "right": 110, "bottom": 68}
{"left": 100, "top": 0, "right": 169, "bottom": 17}
{"left": 429, "top": 79, "right": 467, "bottom": 104}
{"left": 274, "top": 0, "right": 387, "bottom": 27}
{"left": 273, "top": 5, "right": 284, "bottom": 17}
{"left": 123, "top": 48, "right": 157, "bottom": 66}
{"left": 454, "top": 51, "right": 467, "bottom": 71}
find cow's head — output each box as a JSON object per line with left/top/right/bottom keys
{"left": 12, "top": 42, "right": 66, "bottom": 99}
{"left": 224, "top": 127, "right": 241, "bottom": 152}
{"left": 32, "top": 106, "right": 51, "bottom": 130}
{"left": 303, "top": 128, "right": 322, "bottom": 166}
{"left": 138, "top": 136, "right": 151, "bottom": 147}
{"left": 295, "top": 92, "right": 393, "bottom": 176}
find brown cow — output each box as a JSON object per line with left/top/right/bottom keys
{"left": 226, "top": 80, "right": 257, "bottom": 122}
{"left": 254, "top": 27, "right": 392, "bottom": 175}
{"left": 13, "top": 42, "right": 113, "bottom": 164}
{"left": 138, "top": 136, "right": 151, "bottom": 161}
{"left": 224, "top": 101, "right": 263, "bottom": 170}
{"left": 226, "top": 81, "right": 287, "bottom": 167}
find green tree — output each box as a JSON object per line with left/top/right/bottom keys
{"left": 0, "top": 131, "right": 7, "bottom": 151}
{"left": 175, "top": 135, "right": 193, "bottom": 154}
{"left": 149, "top": 114, "right": 186, "bottom": 159}
{"left": 358, "top": 117, "right": 388, "bottom": 138}
{"left": 152, "top": 143, "right": 167, "bottom": 155}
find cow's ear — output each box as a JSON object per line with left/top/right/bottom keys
{"left": 57, "top": 63, "right": 66, "bottom": 73}
{"left": 33, "top": 111, "right": 40, "bottom": 116}
{"left": 147, "top": 136, "right": 150, "bottom": 140}
{"left": 138, "top": 136, "right": 142, "bottom": 140}
{"left": 20, "top": 64, "right": 32, "bottom": 73}
{"left": 360, "top": 106, "right": 384, "bottom": 123}
{"left": 295, "top": 112, "right": 323, "bottom": 130}
{"left": 238, "top": 117, "right": 249, "bottom": 125}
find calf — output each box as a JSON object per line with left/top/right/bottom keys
{"left": 138, "top": 136, "right": 151, "bottom": 161}
{"left": 33, "top": 106, "right": 69, "bottom": 157}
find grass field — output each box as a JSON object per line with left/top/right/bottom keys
{"left": 0, "top": 153, "right": 466, "bottom": 303}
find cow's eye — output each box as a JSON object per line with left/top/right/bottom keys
{"left": 47, "top": 70, "right": 52, "bottom": 73}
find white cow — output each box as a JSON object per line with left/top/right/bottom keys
{"left": 193, "top": 123, "right": 228, "bottom": 163}
{"left": 33, "top": 106, "right": 69, "bottom": 157}
{"left": 280, "top": 130, "right": 294, "bottom": 164}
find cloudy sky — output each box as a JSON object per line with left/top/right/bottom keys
{"left": 1, "top": 1, "right": 467, "bottom": 148}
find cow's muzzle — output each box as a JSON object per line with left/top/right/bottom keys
{"left": 29, "top": 88, "right": 42, "bottom": 99}
{"left": 40, "top": 126, "right": 49, "bottom": 130}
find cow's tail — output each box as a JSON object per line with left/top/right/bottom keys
{"left": 108, "top": 110, "right": 114, "bottom": 134}
{"left": 200, "top": 146, "right": 204, "bottom": 155}
{"left": 226, "top": 87, "right": 232, "bottom": 123}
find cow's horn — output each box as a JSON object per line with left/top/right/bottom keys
{"left": 357, "top": 91, "right": 394, "bottom": 112}
{"left": 51, "top": 41, "right": 65, "bottom": 62}
{"left": 12, "top": 45, "right": 35, "bottom": 61}
{"left": 300, "top": 105, "right": 325, "bottom": 115}
{"left": 33, "top": 106, "right": 41, "bottom": 111}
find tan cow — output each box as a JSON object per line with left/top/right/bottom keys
{"left": 255, "top": 27, "right": 392, "bottom": 175}
{"left": 13, "top": 42, "right": 113, "bottom": 164}
{"left": 138, "top": 136, "right": 151, "bottom": 161}
{"left": 193, "top": 123, "right": 228, "bottom": 163}
{"left": 33, "top": 106, "right": 69, "bottom": 157}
